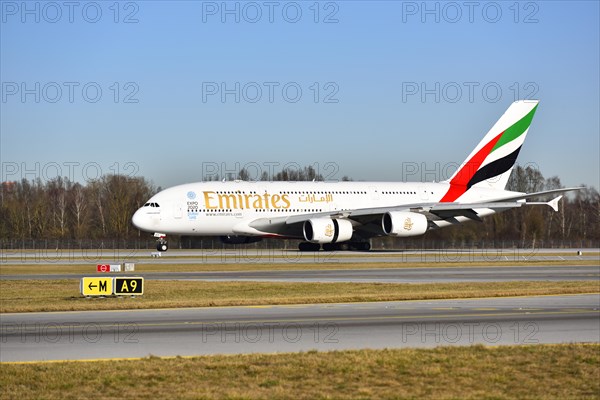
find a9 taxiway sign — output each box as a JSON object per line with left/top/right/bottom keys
{"left": 80, "top": 277, "right": 143, "bottom": 296}
{"left": 114, "top": 277, "right": 144, "bottom": 295}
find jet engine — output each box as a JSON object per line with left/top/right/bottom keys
{"left": 303, "top": 218, "right": 353, "bottom": 244}
{"left": 382, "top": 211, "right": 428, "bottom": 237}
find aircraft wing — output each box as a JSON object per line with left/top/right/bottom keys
{"left": 241, "top": 187, "right": 581, "bottom": 238}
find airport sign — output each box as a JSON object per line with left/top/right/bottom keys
{"left": 114, "top": 277, "right": 144, "bottom": 295}
{"left": 81, "top": 277, "right": 143, "bottom": 296}
{"left": 81, "top": 277, "right": 113, "bottom": 296}
{"left": 97, "top": 264, "right": 121, "bottom": 272}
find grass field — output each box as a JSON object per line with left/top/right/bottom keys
{"left": 1, "top": 344, "right": 598, "bottom": 399}
{"left": 0, "top": 279, "right": 597, "bottom": 313}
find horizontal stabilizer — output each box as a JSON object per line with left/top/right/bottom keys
{"left": 526, "top": 195, "right": 563, "bottom": 212}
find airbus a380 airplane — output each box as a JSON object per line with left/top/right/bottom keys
{"left": 132, "top": 100, "right": 579, "bottom": 252}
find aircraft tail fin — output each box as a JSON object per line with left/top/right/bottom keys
{"left": 441, "top": 100, "right": 539, "bottom": 202}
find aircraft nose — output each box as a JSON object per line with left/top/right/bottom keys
{"left": 132, "top": 209, "right": 150, "bottom": 231}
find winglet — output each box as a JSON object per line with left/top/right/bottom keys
{"left": 548, "top": 195, "right": 562, "bottom": 212}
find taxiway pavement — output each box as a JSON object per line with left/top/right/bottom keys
{"left": 2, "top": 248, "right": 598, "bottom": 265}
{"left": 1, "top": 294, "right": 598, "bottom": 362}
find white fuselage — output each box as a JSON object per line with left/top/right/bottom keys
{"left": 132, "top": 180, "right": 519, "bottom": 238}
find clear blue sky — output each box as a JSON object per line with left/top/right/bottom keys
{"left": 2, "top": 1, "right": 598, "bottom": 189}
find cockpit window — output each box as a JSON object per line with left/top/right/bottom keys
{"left": 144, "top": 203, "right": 150, "bottom": 207}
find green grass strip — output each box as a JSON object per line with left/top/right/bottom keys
{"left": 1, "top": 280, "right": 597, "bottom": 313}
{"left": 1, "top": 344, "right": 598, "bottom": 399}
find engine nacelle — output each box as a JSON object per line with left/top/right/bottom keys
{"left": 382, "top": 211, "right": 428, "bottom": 237}
{"left": 303, "top": 218, "right": 353, "bottom": 244}
{"left": 220, "top": 235, "right": 263, "bottom": 245}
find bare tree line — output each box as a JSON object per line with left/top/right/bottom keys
{"left": 0, "top": 175, "right": 154, "bottom": 241}
{"left": 0, "top": 166, "right": 598, "bottom": 247}
{"left": 206, "top": 165, "right": 327, "bottom": 182}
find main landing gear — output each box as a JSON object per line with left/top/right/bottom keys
{"left": 298, "top": 241, "right": 371, "bottom": 251}
{"left": 298, "top": 242, "right": 321, "bottom": 252}
{"left": 349, "top": 241, "right": 371, "bottom": 251}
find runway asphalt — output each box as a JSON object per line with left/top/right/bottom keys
{"left": 1, "top": 265, "right": 599, "bottom": 283}
{"left": 1, "top": 248, "right": 598, "bottom": 265}
{"left": 1, "top": 294, "right": 598, "bottom": 362}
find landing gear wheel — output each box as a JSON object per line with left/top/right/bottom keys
{"left": 322, "top": 243, "right": 336, "bottom": 251}
{"left": 322, "top": 243, "right": 347, "bottom": 251}
{"left": 156, "top": 240, "right": 168, "bottom": 252}
{"left": 358, "top": 242, "right": 371, "bottom": 251}
{"left": 298, "top": 242, "right": 321, "bottom": 252}
{"left": 349, "top": 241, "right": 371, "bottom": 251}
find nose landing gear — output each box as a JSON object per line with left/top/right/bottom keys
{"left": 154, "top": 233, "right": 168, "bottom": 252}
{"left": 156, "top": 240, "right": 168, "bottom": 252}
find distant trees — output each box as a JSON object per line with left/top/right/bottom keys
{"left": 0, "top": 175, "right": 154, "bottom": 242}
{"left": 0, "top": 165, "right": 597, "bottom": 247}
{"left": 211, "top": 165, "right": 324, "bottom": 182}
